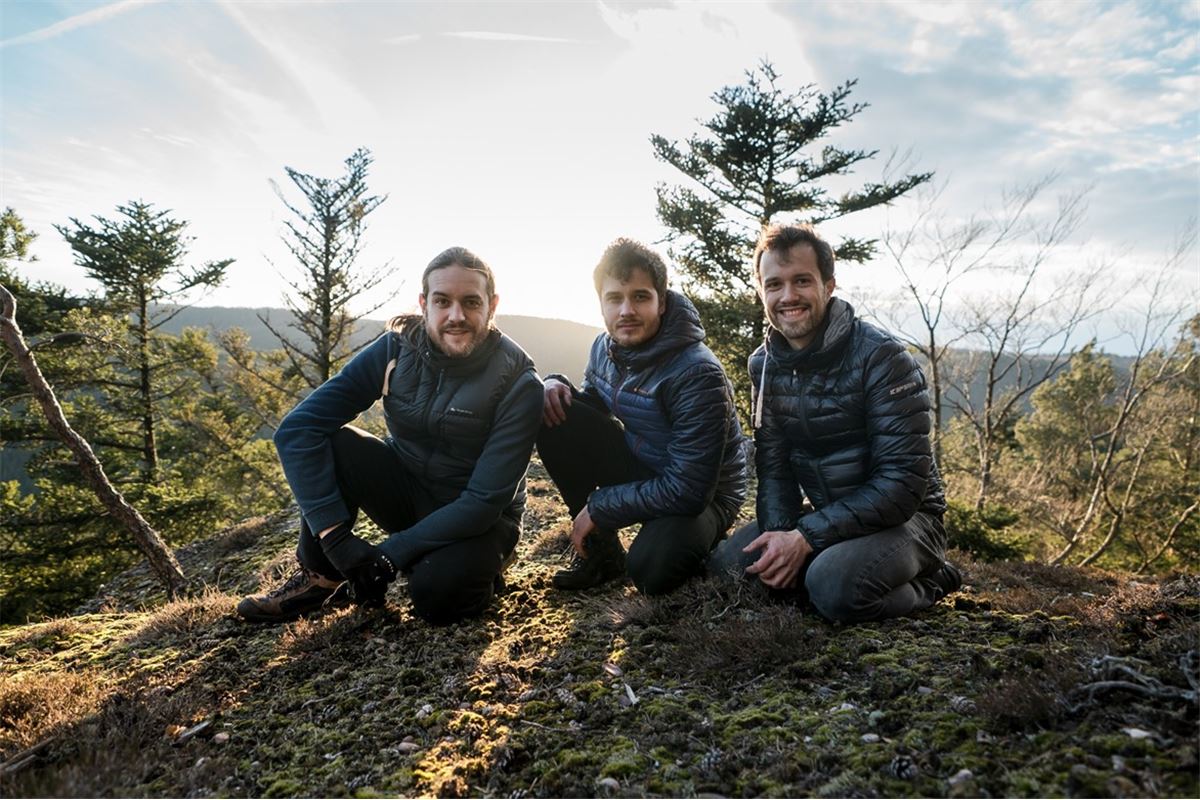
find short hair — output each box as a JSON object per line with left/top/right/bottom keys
{"left": 422, "top": 246, "right": 495, "bottom": 299}
{"left": 593, "top": 238, "right": 668, "bottom": 296}
{"left": 753, "top": 223, "right": 836, "bottom": 282}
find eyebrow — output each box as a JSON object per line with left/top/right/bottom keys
{"left": 430, "top": 290, "right": 485, "bottom": 300}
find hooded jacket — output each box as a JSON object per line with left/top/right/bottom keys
{"left": 555, "top": 290, "right": 748, "bottom": 529}
{"left": 749, "top": 297, "right": 946, "bottom": 552}
{"left": 273, "top": 318, "right": 543, "bottom": 569}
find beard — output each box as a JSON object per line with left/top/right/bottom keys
{"left": 426, "top": 317, "right": 491, "bottom": 358}
{"left": 769, "top": 301, "right": 826, "bottom": 347}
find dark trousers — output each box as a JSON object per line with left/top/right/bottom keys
{"left": 295, "top": 426, "right": 519, "bottom": 625}
{"left": 708, "top": 513, "right": 947, "bottom": 622}
{"left": 536, "top": 400, "right": 731, "bottom": 595}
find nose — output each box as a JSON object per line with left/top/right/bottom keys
{"left": 780, "top": 282, "right": 801, "bottom": 303}
{"left": 619, "top": 298, "right": 635, "bottom": 317}
{"left": 447, "top": 302, "right": 466, "bottom": 322}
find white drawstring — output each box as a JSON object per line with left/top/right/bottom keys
{"left": 753, "top": 342, "right": 770, "bottom": 430}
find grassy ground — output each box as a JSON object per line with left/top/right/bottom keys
{"left": 1, "top": 461, "right": 1197, "bottom": 798}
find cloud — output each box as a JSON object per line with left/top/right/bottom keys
{"left": 0, "top": 0, "right": 160, "bottom": 49}
{"left": 443, "top": 31, "right": 578, "bottom": 43}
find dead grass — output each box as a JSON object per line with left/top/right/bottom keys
{"left": 212, "top": 515, "right": 272, "bottom": 555}
{"left": 128, "top": 587, "right": 237, "bottom": 646}
{"left": 0, "top": 670, "right": 108, "bottom": 759}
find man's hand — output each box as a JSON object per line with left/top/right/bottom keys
{"left": 570, "top": 506, "right": 598, "bottom": 557}
{"left": 543, "top": 379, "right": 572, "bottom": 427}
{"left": 319, "top": 522, "right": 397, "bottom": 607}
{"left": 743, "top": 528, "right": 812, "bottom": 589}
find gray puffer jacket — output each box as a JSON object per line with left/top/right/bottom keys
{"left": 749, "top": 297, "right": 946, "bottom": 552}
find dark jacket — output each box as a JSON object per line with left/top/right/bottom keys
{"left": 749, "top": 297, "right": 946, "bottom": 552}
{"left": 556, "top": 290, "right": 748, "bottom": 529}
{"left": 274, "top": 319, "right": 543, "bottom": 568}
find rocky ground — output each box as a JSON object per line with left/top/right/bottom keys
{"left": 1, "top": 461, "right": 1197, "bottom": 798}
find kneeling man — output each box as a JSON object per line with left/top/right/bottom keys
{"left": 538, "top": 239, "right": 747, "bottom": 593}
{"left": 238, "top": 247, "right": 542, "bottom": 625}
{"left": 710, "top": 224, "right": 960, "bottom": 622}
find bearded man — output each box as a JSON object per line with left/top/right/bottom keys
{"left": 238, "top": 247, "right": 542, "bottom": 625}
{"left": 709, "top": 224, "right": 961, "bottom": 622}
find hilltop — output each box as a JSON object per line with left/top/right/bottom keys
{"left": 154, "top": 306, "right": 603, "bottom": 385}
{"left": 1, "top": 461, "right": 1196, "bottom": 798}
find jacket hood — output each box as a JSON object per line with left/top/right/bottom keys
{"left": 608, "top": 289, "right": 705, "bottom": 368}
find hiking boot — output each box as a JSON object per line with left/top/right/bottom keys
{"left": 236, "top": 564, "right": 347, "bottom": 623}
{"left": 553, "top": 529, "right": 625, "bottom": 591}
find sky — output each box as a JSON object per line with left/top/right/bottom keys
{"left": 1, "top": 0, "right": 1197, "bottom": 355}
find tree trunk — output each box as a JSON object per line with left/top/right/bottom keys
{"left": 0, "top": 283, "right": 185, "bottom": 598}
{"left": 136, "top": 296, "right": 159, "bottom": 483}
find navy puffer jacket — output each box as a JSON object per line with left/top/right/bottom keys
{"left": 749, "top": 297, "right": 946, "bottom": 552}
{"left": 559, "top": 290, "right": 748, "bottom": 529}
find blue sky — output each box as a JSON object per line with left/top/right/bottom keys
{"left": 2, "top": 1, "right": 1196, "bottom": 353}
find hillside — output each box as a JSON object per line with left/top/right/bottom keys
{"left": 1, "top": 460, "right": 1196, "bottom": 798}
{"left": 156, "top": 306, "right": 603, "bottom": 384}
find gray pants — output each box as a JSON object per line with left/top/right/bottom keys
{"left": 707, "top": 513, "right": 948, "bottom": 623}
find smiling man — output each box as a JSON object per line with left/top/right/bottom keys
{"left": 237, "top": 247, "right": 543, "bottom": 625}
{"left": 537, "top": 238, "right": 748, "bottom": 593}
{"left": 708, "top": 223, "right": 961, "bottom": 622}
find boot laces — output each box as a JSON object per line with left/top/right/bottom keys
{"left": 269, "top": 566, "right": 315, "bottom": 598}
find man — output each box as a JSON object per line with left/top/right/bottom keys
{"left": 709, "top": 223, "right": 960, "bottom": 622}
{"left": 237, "top": 247, "right": 543, "bottom": 625}
{"left": 538, "top": 238, "right": 747, "bottom": 593}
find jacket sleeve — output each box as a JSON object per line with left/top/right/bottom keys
{"left": 378, "top": 370, "right": 543, "bottom": 568}
{"left": 796, "top": 340, "right": 933, "bottom": 550}
{"left": 273, "top": 334, "right": 392, "bottom": 533}
{"left": 587, "top": 362, "right": 732, "bottom": 527}
{"left": 752, "top": 354, "right": 804, "bottom": 532}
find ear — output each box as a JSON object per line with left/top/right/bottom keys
{"left": 826, "top": 277, "right": 837, "bottom": 296}
{"left": 418, "top": 294, "right": 428, "bottom": 313}
{"left": 658, "top": 293, "right": 667, "bottom": 316}
{"left": 488, "top": 293, "right": 500, "bottom": 317}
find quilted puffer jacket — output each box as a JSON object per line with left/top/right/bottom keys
{"left": 274, "top": 318, "right": 543, "bottom": 569}
{"left": 749, "top": 297, "right": 946, "bottom": 552}
{"left": 557, "top": 290, "right": 748, "bottom": 529}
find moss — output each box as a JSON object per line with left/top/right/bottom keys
{"left": 2, "top": 504, "right": 1197, "bottom": 798}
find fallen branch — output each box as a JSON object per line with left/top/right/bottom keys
{"left": 1067, "top": 654, "right": 1198, "bottom": 713}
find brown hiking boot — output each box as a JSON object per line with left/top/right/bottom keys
{"left": 552, "top": 529, "right": 625, "bottom": 591}
{"left": 236, "top": 565, "right": 347, "bottom": 623}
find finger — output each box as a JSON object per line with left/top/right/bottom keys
{"left": 742, "top": 532, "right": 771, "bottom": 554}
{"left": 548, "top": 388, "right": 570, "bottom": 423}
{"left": 744, "top": 549, "right": 776, "bottom": 575}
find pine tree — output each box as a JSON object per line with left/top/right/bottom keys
{"left": 260, "top": 147, "right": 390, "bottom": 391}
{"left": 652, "top": 62, "right": 932, "bottom": 419}
{"left": 57, "top": 200, "right": 232, "bottom": 483}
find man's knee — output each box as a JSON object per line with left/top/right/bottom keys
{"left": 804, "top": 555, "right": 879, "bottom": 624}
{"left": 407, "top": 568, "right": 493, "bottom": 625}
{"left": 627, "top": 537, "right": 696, "bottom": 596}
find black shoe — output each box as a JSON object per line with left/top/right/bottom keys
{"left": 552, "top": 529, "right": 625, "bottom": 591}
{"left": 236, "top": 565, "right": 348, "bottom": 623}
{"left": 929, "top": 561, "right": 963, "bottom": 602}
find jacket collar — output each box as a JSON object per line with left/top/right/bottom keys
{"left": 765, "top": 297, "right": 855, "bottom": 369}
